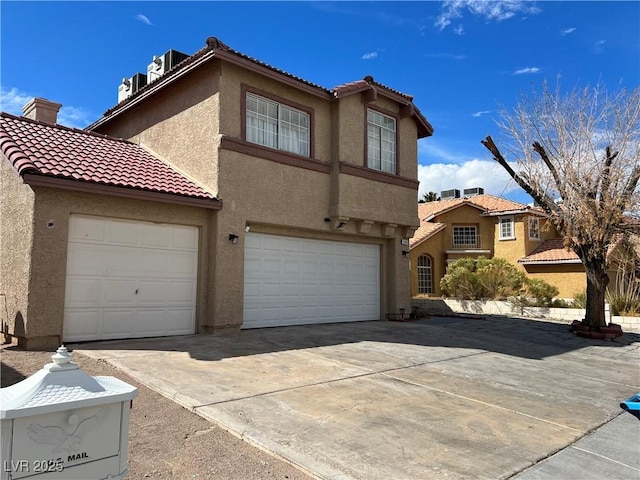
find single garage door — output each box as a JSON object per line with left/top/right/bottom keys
{"left": 243, "top": 233, "right": 380, "bottom": 328}
{"left": 63, "top": 215, "right": 198, "bottom": 342}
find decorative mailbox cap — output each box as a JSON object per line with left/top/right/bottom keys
{"left": 1, "top": 345, "right": 138, "bottom": 420}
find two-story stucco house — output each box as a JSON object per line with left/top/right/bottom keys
{"left": 409, "top": 191, "right": 580, "bottom": 298}
{"left": 1, "top": 37, "right": 433, "bottom": 349}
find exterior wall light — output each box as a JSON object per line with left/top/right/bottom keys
{"left": 228, "top": 234, "right": 239, "bottom": 244}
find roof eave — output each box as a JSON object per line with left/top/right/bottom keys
{"left": 23, "top": 173, "right": 222, "bottom": 210}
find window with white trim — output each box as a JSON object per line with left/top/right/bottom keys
{"left": 499, "top": 216, "right": 515, "bottom": 240}
{"left": 528, "top": 217, "right": 540, "bottom": 240}
{"left": 452, "top": 226, "right": 479, "bottom": 248}
{"left": 367, "top": 109, "right": 396, "bottom": 173}
{"left": 246, "top": 93, "right": 309, "bottom": 157}
{"left": 417, "top": 255, "right": 433, "bottom": 294}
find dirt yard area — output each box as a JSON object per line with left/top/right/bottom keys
{"left": 1, "top": 344, "right": 312, "bottom": 480}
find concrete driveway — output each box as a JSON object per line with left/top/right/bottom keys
{"left": 72, "top": 316, "right": 640, "bottom": 480}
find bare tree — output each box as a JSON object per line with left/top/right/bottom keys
{"left": 481, "top": 81, "right": 640, "bottom": 328}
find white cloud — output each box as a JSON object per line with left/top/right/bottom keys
{"left": 453, "top": 25, "right": 464, "bottom": 36}
{"left": 362, "top": 51, "right": 378, "bottom": 60}
{"left": 471, "top": 110, "right": 491, "bottom": 117}
{"left": 1, "top": 86, "right": 93, "bottom": 129}
{"left": 435, "top": 0, "right": 541, "bottom": 31}
{"left": 135, "top": 14, "right": 153, "bottom": 26}
{"left": 513, "top": 66, "right": 540, "bottom": 75}
{"left": 592, "top": 40, "right": 606, "bottom": 54}
{"left": 424, "top": 52, "right": 467, "bottom": 60}
{"left": 417, "top": 159, "right": 521, "bottom": 200}
{"left": 0, "top": 87, "right": 32, "bottom": 115}
{"left": 561, "top": 27, "right": 576, "bottom": 35}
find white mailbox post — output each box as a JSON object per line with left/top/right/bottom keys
{"left": 1, "top": 346, "right": 138, "bottom": 479}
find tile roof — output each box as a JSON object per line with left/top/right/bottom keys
{"left": 1, "top": 112, "right": 218, "bottom": 203}
{"left": 410, "top": 194, "right": 544, "bottom": 249}
{"left": 92, "top": 37, "right": 433, "bottom": 138}
{"left": 418, "top": 194, "right": 541, "bottom": 221}
{"left": 518, "top": 238, "right": 580, "bottom": 264}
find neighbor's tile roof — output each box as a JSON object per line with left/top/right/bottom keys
{"left": 0, "top": 112, "right": 217, "bottom": 201}
{"left": 418, "top": 194, "right": 540, "bottom": 221}
{"left": 518, "top": 238, "right": 580, "bottom": 264}
{"left": 410, "top": 194, "right": 543, "bottom": 248}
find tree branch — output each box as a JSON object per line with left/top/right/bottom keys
{"left": 531, "top": 141, "right": 568, "bottom": 200}
{"left": 481, "top": 136, "right": 561, "bottom": 220}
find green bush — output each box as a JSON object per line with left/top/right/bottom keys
{"left": 440, "top": 257, "right": 526, "bottom": 300}
{"left": 524, "top": 278, "right": 559, "bottom": 306}
{"left": 572, "top": 292, "right": 587, "bottom": 309}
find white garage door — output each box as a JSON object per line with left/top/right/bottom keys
{"left": 63, "top": 215, "right": 198, "bottom": 342}
{"left": 243, "top": 233, "right": 380, "bottom": 328}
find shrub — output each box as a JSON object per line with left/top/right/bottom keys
{"left": 524, "top": 278, "right": 559, "bottom": 306}
{"left": 572, "top": 292, "right": 587, "bottom": 309}
{"left": 440, "top": 256, "right": 526, "bottom": 300}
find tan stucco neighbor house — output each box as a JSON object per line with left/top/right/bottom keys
{"left": 410, "top": 192, "right": 580, "bottom": 299}
{"left": 1, "top": 37, "right": 433, "bottom": 349}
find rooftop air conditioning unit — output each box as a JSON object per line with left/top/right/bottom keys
{"left": 463, "top": 187, "right": 484, "bottom": 197}
{"left": 117, "top": 73, "right": 148, "bottom": 103}
{"left": 147, "top": 49, "right": 189, "bottom": 83}
{"left": 441, "top": 189, "right": 461, "bottom": 200}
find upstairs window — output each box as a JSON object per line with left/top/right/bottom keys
{"left": 367, "top": 109, "right": 396, "bottom": 173}
{"left": 499, "top": 216, "right": 515, "bottom": 240}
{"left": 528, "top": 217, "right": 540, "bottom": 240}
{"left": 246, "top": 93, "right": 309, "bottom": 157}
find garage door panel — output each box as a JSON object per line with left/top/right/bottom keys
{"left": 106, "top": 248, "right": 138, "bottom": 276}
{"left": 66, "top": 244, "right": 104, "bottom": 275}
{"left": 69, "top": 215, "right": 105, "bottom": 242}
{"left": 170, "top": 281, "right": 197, "bottom": 303}
{"left": 64, "top": 310, "right": 101, "bottom": 341}
{"left": 168, "top": 252, "right": 197, "bottom": 276}
{"left": 64, "top": 215, "right": 198, "bottom": 342}
{"left": 65, "top": 278, "right": 102, "bottom": 307}
{"left": 105, "top": 220, "right": 138, "bottom": 245}
{"left": 243, "top": 233, "right": 379, "bottom": 328}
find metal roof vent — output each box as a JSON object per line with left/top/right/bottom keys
{"left": 463, "top": 187, "right": 484, "bottom": 197}
{"left": 440, "top": 189, "right": 461, "bottom": 200}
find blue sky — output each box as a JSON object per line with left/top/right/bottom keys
{"left": 2, "top": 1, "right": 639, "bottom": 204}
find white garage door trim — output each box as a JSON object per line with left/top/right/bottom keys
{"left": 63, "top": 215, "right": 198, "bottom": 342}
{"left": 243, "top": 232, "right": 380, "bottom": 328}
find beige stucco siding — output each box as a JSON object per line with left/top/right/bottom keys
{"left": 1, "top": 159, "right": 36, "bottom": 344}
{"left": 522, "top": 265, "right": 586, "bottom": 298}
{"left": 16, "top": 186, "right": 215, "bottom": 348}
{"left": 95, "top": 63, "right": 222, "bottom": 193}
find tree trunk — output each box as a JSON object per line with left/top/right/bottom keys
{"left": 583, "top": 260, "right": 609, "bottom": 328}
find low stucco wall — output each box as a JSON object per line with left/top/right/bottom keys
{"left": 412, "top": 298, "right": 640, "bottom": 333}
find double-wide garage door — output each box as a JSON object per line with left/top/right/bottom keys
{"left": 243, "top": 233, "right": 380, "bottom": 328}
{"left": 63, "top": 215, "right": 198, "bottom": 342}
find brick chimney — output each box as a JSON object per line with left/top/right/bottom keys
{"left": 22, "top": 98, "right": 62, "bottom": 124}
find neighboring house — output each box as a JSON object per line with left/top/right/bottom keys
{"left": 410, "top": 191, "right": 588, "bottom": 299}
{"left": 1, "top": 37, "right": 433, "bottom": 349}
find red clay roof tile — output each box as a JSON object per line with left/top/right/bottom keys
{"left": 518, "top": 238, "right": 580, "bottom": 264}
{"left": 1, "top": 112, "right": 217, "bottom": 202}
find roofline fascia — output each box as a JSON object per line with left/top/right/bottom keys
{"left": 409, "top": 223, "right": 447, "bottom": 249}
{"left": 22, "top": 174, "right": 223, "bottom": 210}
{"left": 482, "top": 209, "right": 538, "bottom": 217}
{"left": 518, "top": 259, "right": 582, "bottom": 265}
{"left": 214, "top": 49, "right": 332, "bottom": 100}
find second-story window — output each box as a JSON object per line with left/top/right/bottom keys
{"left": 499, "top": 216, "right": 515, "bottom": 240}
{"left": 528, "top": 217, "right": 540, "bottom": 240}
{"left": 452, "top": 226, "right": 478, "bottom": 248}
{"left": 246, "top": 93, "right": 309, "bottom": 157}
{"left": 367, "top": 109, "right": 396, "bottom": 173}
